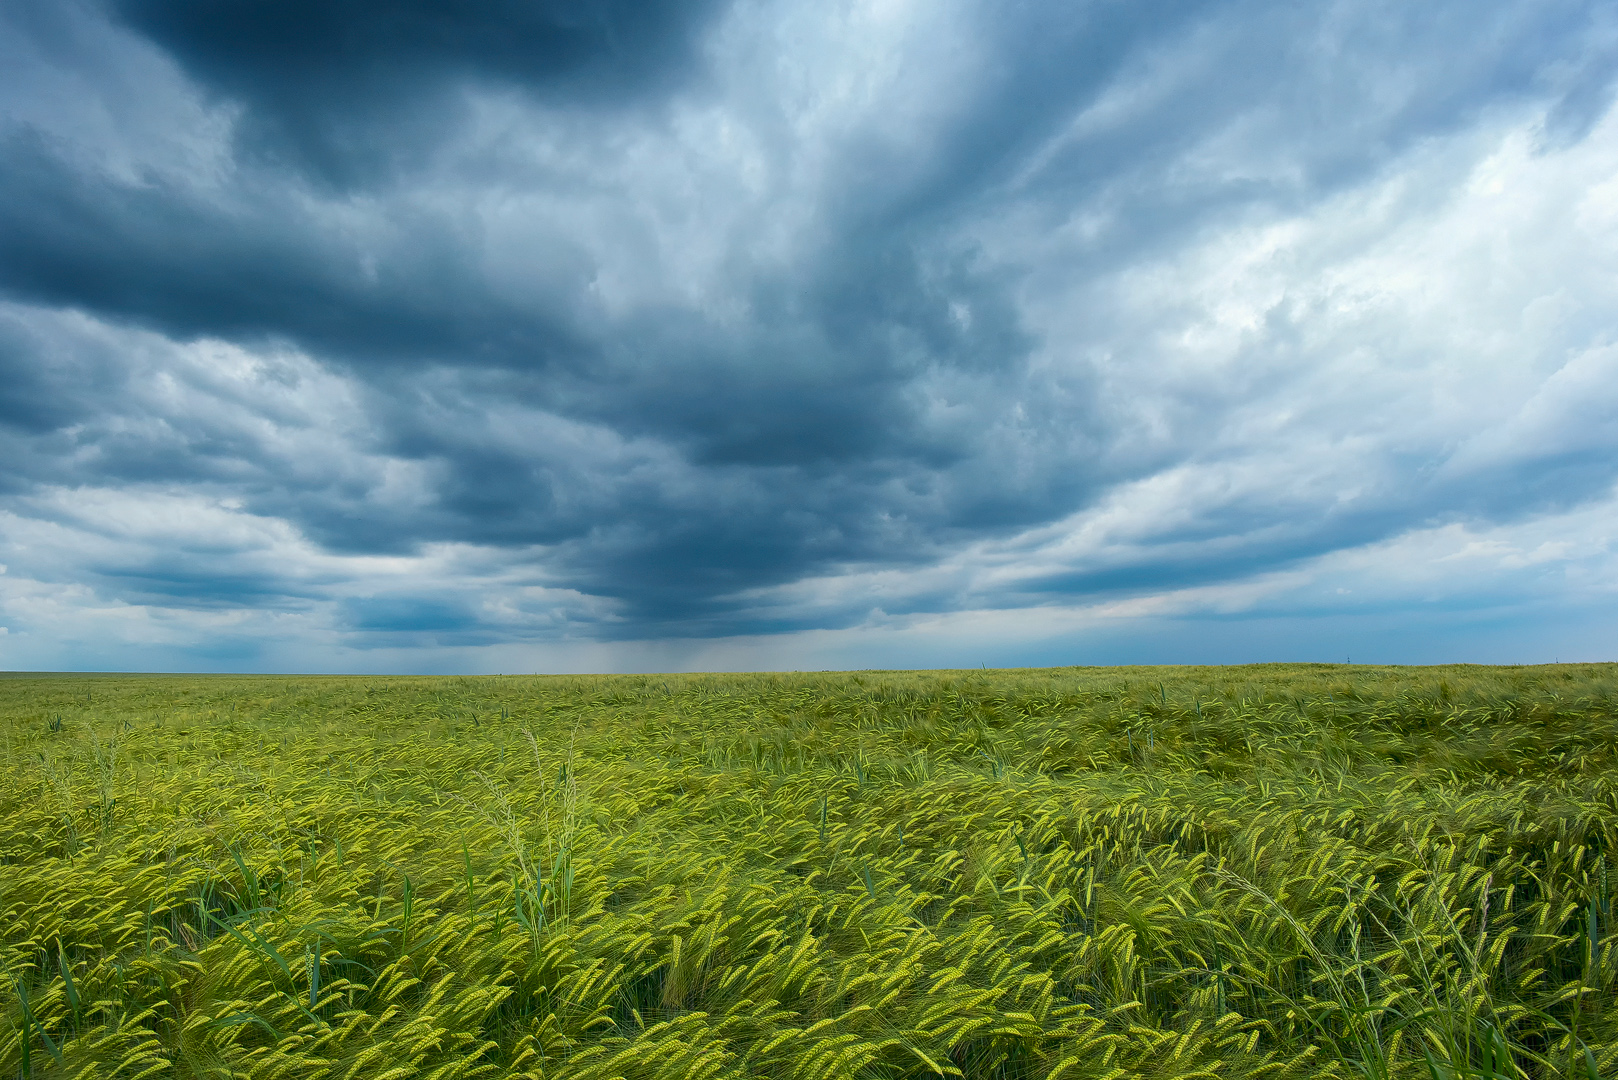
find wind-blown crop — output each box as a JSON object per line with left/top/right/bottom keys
{"left": 0, "top": 664, "right": 1612, "bottom": 1078}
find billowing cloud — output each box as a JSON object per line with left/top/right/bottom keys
{"left": 0, "top": 0, "right": 1616, "bottom": 671}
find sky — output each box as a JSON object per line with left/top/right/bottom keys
{"left": 1, "top": 0, "right": 1617, "bottom": 673}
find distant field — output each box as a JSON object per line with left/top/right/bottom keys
{"left": 1, "top": 665, "right": 1614, "bottom": 1079}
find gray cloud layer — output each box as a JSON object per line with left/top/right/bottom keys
{"left": 1, "top": 0, "right": 1617, "bottom": 667}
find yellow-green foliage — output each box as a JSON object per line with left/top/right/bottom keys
{"left": 1, "top": 664, "right": 1614, "bottom": 1079}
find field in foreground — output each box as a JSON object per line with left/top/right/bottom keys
{"left": 1, "top": 665, "right": 1614, "bottom": 1080}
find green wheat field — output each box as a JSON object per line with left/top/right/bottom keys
{"left": 1, "top": 664, "right": 1614, "bottom": 1080}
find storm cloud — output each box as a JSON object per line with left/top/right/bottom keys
{"left": 1, "top": 0, "right": 1617, "bottom": 671}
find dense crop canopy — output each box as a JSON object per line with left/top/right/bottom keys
{"left": 0, "top": 665, "right": 1614, "bottom": 1078}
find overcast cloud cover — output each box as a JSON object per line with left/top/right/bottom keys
{"left": 2, "top": 0, "right": 1617, "bottom": 672}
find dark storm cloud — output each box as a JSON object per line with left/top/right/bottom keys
{"left": 111, "top": 0, "right": 732, "bottom": 186}
{"left": 1, "top": 0, "right": 1616, "bottom": 656}
{"left": 0, "top": 96, "right": 1083, "bottom": 619}
{"left": 339, "top": 595, "right": 480, "bottom": 634}
{"left": 0, "top": 129, "right": 590, "bottom": 368}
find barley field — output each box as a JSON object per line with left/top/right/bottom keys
{"left": 0, "top": 664, "right": 1613, "bottom": 1080}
